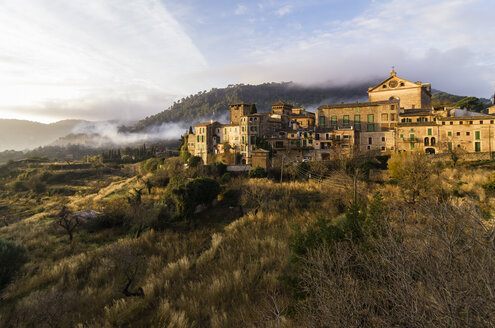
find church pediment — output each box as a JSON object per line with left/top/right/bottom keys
{"left": 368, "top": 70, "right": 421, "bottom": 93}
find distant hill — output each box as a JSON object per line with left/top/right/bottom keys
{"left": 129, "top": 82, "right": 492, "bottom": 132}
{"left": 431, "top": 89, "right": 491, "bottom": 110}
{"left": 0, "top": 119, "right": 87, "bottom": 151}
{"left": 128, "top": 81, "right": 374, "bottom": 132}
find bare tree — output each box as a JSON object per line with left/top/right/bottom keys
{"left": 107, "top": 242, "right": 145, "bottom": 298}
{"left": 56, "top": 206, "right": 80, "bottom": 242}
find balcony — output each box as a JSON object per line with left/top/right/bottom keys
{"left": 401, "top": 137, "right": 419, "bottom": 143}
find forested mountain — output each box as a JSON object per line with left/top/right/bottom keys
{"left": 129, "top": 81, "right": 373, "bottom": 132}
{"left": 431, "top": 90, "right": 491, "bottom": 111}
{"left": 0, "top": 119, "right": 86, "bottom": 151}
{"left": 130, "top": 82, "right": 493, "bottom": 132}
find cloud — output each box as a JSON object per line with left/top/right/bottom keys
{"left": 209, "top": 0, "right": 495, "bottom": 98}
{"left": 276, "top": 5, "right": 292, "bottom": 16}
{"left": 235, "top": 4, "right": 248, "bottom": 15}
{"left": 0, "top": 0, "right": 208, "bottom": 121}
{"left": 68, "top": 121, "right": 189, "bottom": 148}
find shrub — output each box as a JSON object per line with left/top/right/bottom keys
{"left": 248, "top": 166, "right": 267, "bottom": 178}
{"left": 220, "top": 172, "right": 232, "bottom": 184}
{"left": 172, "top": 177, "right": 221, "bottom": 219}
{"left": 0, "top": 239, "right": 28, "bottom": 290}
{"left": 188, "top": 156, "right": 202, "bottom": 167}
{"left": 12, "top": 180, "right": 28, "bottom": 192}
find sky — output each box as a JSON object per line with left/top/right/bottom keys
{"left": 0, "top": 0, "right": 494, "bottom": 123}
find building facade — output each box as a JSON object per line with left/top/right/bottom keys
{"left": 184, "top": 70, "right": 495, "bottom": 165}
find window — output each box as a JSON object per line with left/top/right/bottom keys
{"left": 431, "top": 137, "right": 436, "bottom": 146}
{"left": 303, "top": 139, "right": 307, "bottom": 147}
{"left": 469, "top": 121, "right": 473, "bottom": 124}
{"left": 331, "top": 116, "right": 337, "bottom": 126}
{"left": 196, "top": 135, "right": 199, "bottom": 142}
{"left": 354, "top": 115, "right": 361, "bottom": 130}
{"left": 428, "top": 128, "right": 432, "bottom": 136}
{"left": 442, "top": 122, "right": 445, "bottom": 125}
{"left": 475, "top": 142, "right": 481, "bottom": 152}
{"left": 319, "top": 116, "right": 325, "bottom": 126}
{"left": 381, "top": 113, "right": 388, "bottom": 121}
{"left": 466, "top": 132, "right": 470, "bottom": 136}
{"left": 391, "top": 105, "right": 395, "bottom": 110}
{"left": 475, "top": 131, "right": 480, "bottom": 140}
{"left": 456, "top": 132, "right": 460, "bottom": 136}
{"left": 367, "top": 114, "right": 374, "bottom": 132}
{"left": 400, "top": 134, "right": 404, "bottom": 138}
{"left": 382, "top": 137, "right": 385, "bottom": 142}
{"left": 448, "top": 131, "right": 452, "bottom": 136}
{"left": 381, "top": 146, "right": 386, "bottom": 150}
{"left": 424, "top": 137, "right": 429, "bottom": 146}
{"left": 250, "top": 136, "right": 256, "bottom": 144}
{"left": 480, "top": 121, "right": 483, "bottom": 124}
{"left": 450, "top": 122, "right": 453, "bottom": 125}
{"left": 410, "top": 134, "right": 415, "bottom": 141}
{"left": 368, "top": 137, "right": 372, "bottom": 145}
{"left": 410, "top": 143, "right": 415, "bottom": 150}
{"left": 448, "top": 142, "right": 453, "bottom": 151}
{"left": 391, "top": 114, "right": 395, "bottom": 121}
{"left": 343, "top": 115, "right": 349, "bottom": 126}
{"left": 459, "top": 121, "right": 463, "bottom": 125}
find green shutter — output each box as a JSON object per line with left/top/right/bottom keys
{"left": 475, "top": 131, "right": 480, "bottom": 140}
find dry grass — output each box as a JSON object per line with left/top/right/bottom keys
{"left": 1, "top": 160, "right": 495, "bottom": 327}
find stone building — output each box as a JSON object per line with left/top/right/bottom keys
{"left": 368, "top": 69, "right": 432, "bottom": 109}
{"left": 183, "top": 70, "right": 495, "bottom": 166}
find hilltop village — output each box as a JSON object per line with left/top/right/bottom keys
{"left": 186, "top": 70, "right": 495, "bottom": 168}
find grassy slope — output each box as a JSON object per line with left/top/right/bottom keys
{"left": 1, "top": 159, "right": 495, "bottom": 326}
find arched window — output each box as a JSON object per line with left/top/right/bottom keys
{"left": 424, "top": 137, "right": 429, "bottom": 146}
{"left": 431, "top": 137, "right": 436, "bottom": 146}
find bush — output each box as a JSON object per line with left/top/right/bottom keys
{"left": 248, "top": 166, "right": 267, "bottom": 178}
{"left": 188, "top": 156, "right": 202, "bottom": 167}
{"left": 12, "top": 181, "right": 28, "bottom": 192}
{"left": 220, "top": 172, "right": 232, "bottom": 184}
{"left": 172, "top": 177, "right": 221, "bottom": 219}
{"left": 0, "top": 239, "right": 28, "bottom": 290}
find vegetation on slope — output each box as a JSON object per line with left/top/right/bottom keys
{"left": 0, "top": 151, "right": 494, "bottom": 327}
{"left": 129, "top": 82, "right": 373, "bottom": 131}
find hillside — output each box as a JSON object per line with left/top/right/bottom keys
{"left": 129, "top": 81, "right": 373, "bottom": 132}
{"left": 431, "top": 90, "right": 491, "bottom": 110}
{"left": 0, "top": 119, "right": 86, "bottom": 151}
{"left": 1, "top": 154, "right": 494, "bottom": 326}
{"left": 130, "top": 82, "right": 493, "bottom": 132}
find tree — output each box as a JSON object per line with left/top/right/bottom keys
{"left": 0, "top": 238, "right": 28, "bottom": 290}
{"left": 388, "top": 151, "right": 431, "bottom": 203}
{"left": 454, "top": 97, "right": 485, "bottom": 112}
{"left": 107, "top": 241, "right": 145, "bottom": 298}
{"left": 143, "top": 179, "right": 153, "bottom": 195}
{"left": 188, "top": 156, "right": 202, "bottom": 167}
{"left": 56, "top": 206, "right": 80, "bottom": 242}
{"left": 172, "top": 177, "right": 221, "bottom": 219}
{"left": 248, "top": 166, "right": 267, "bottom": 178}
